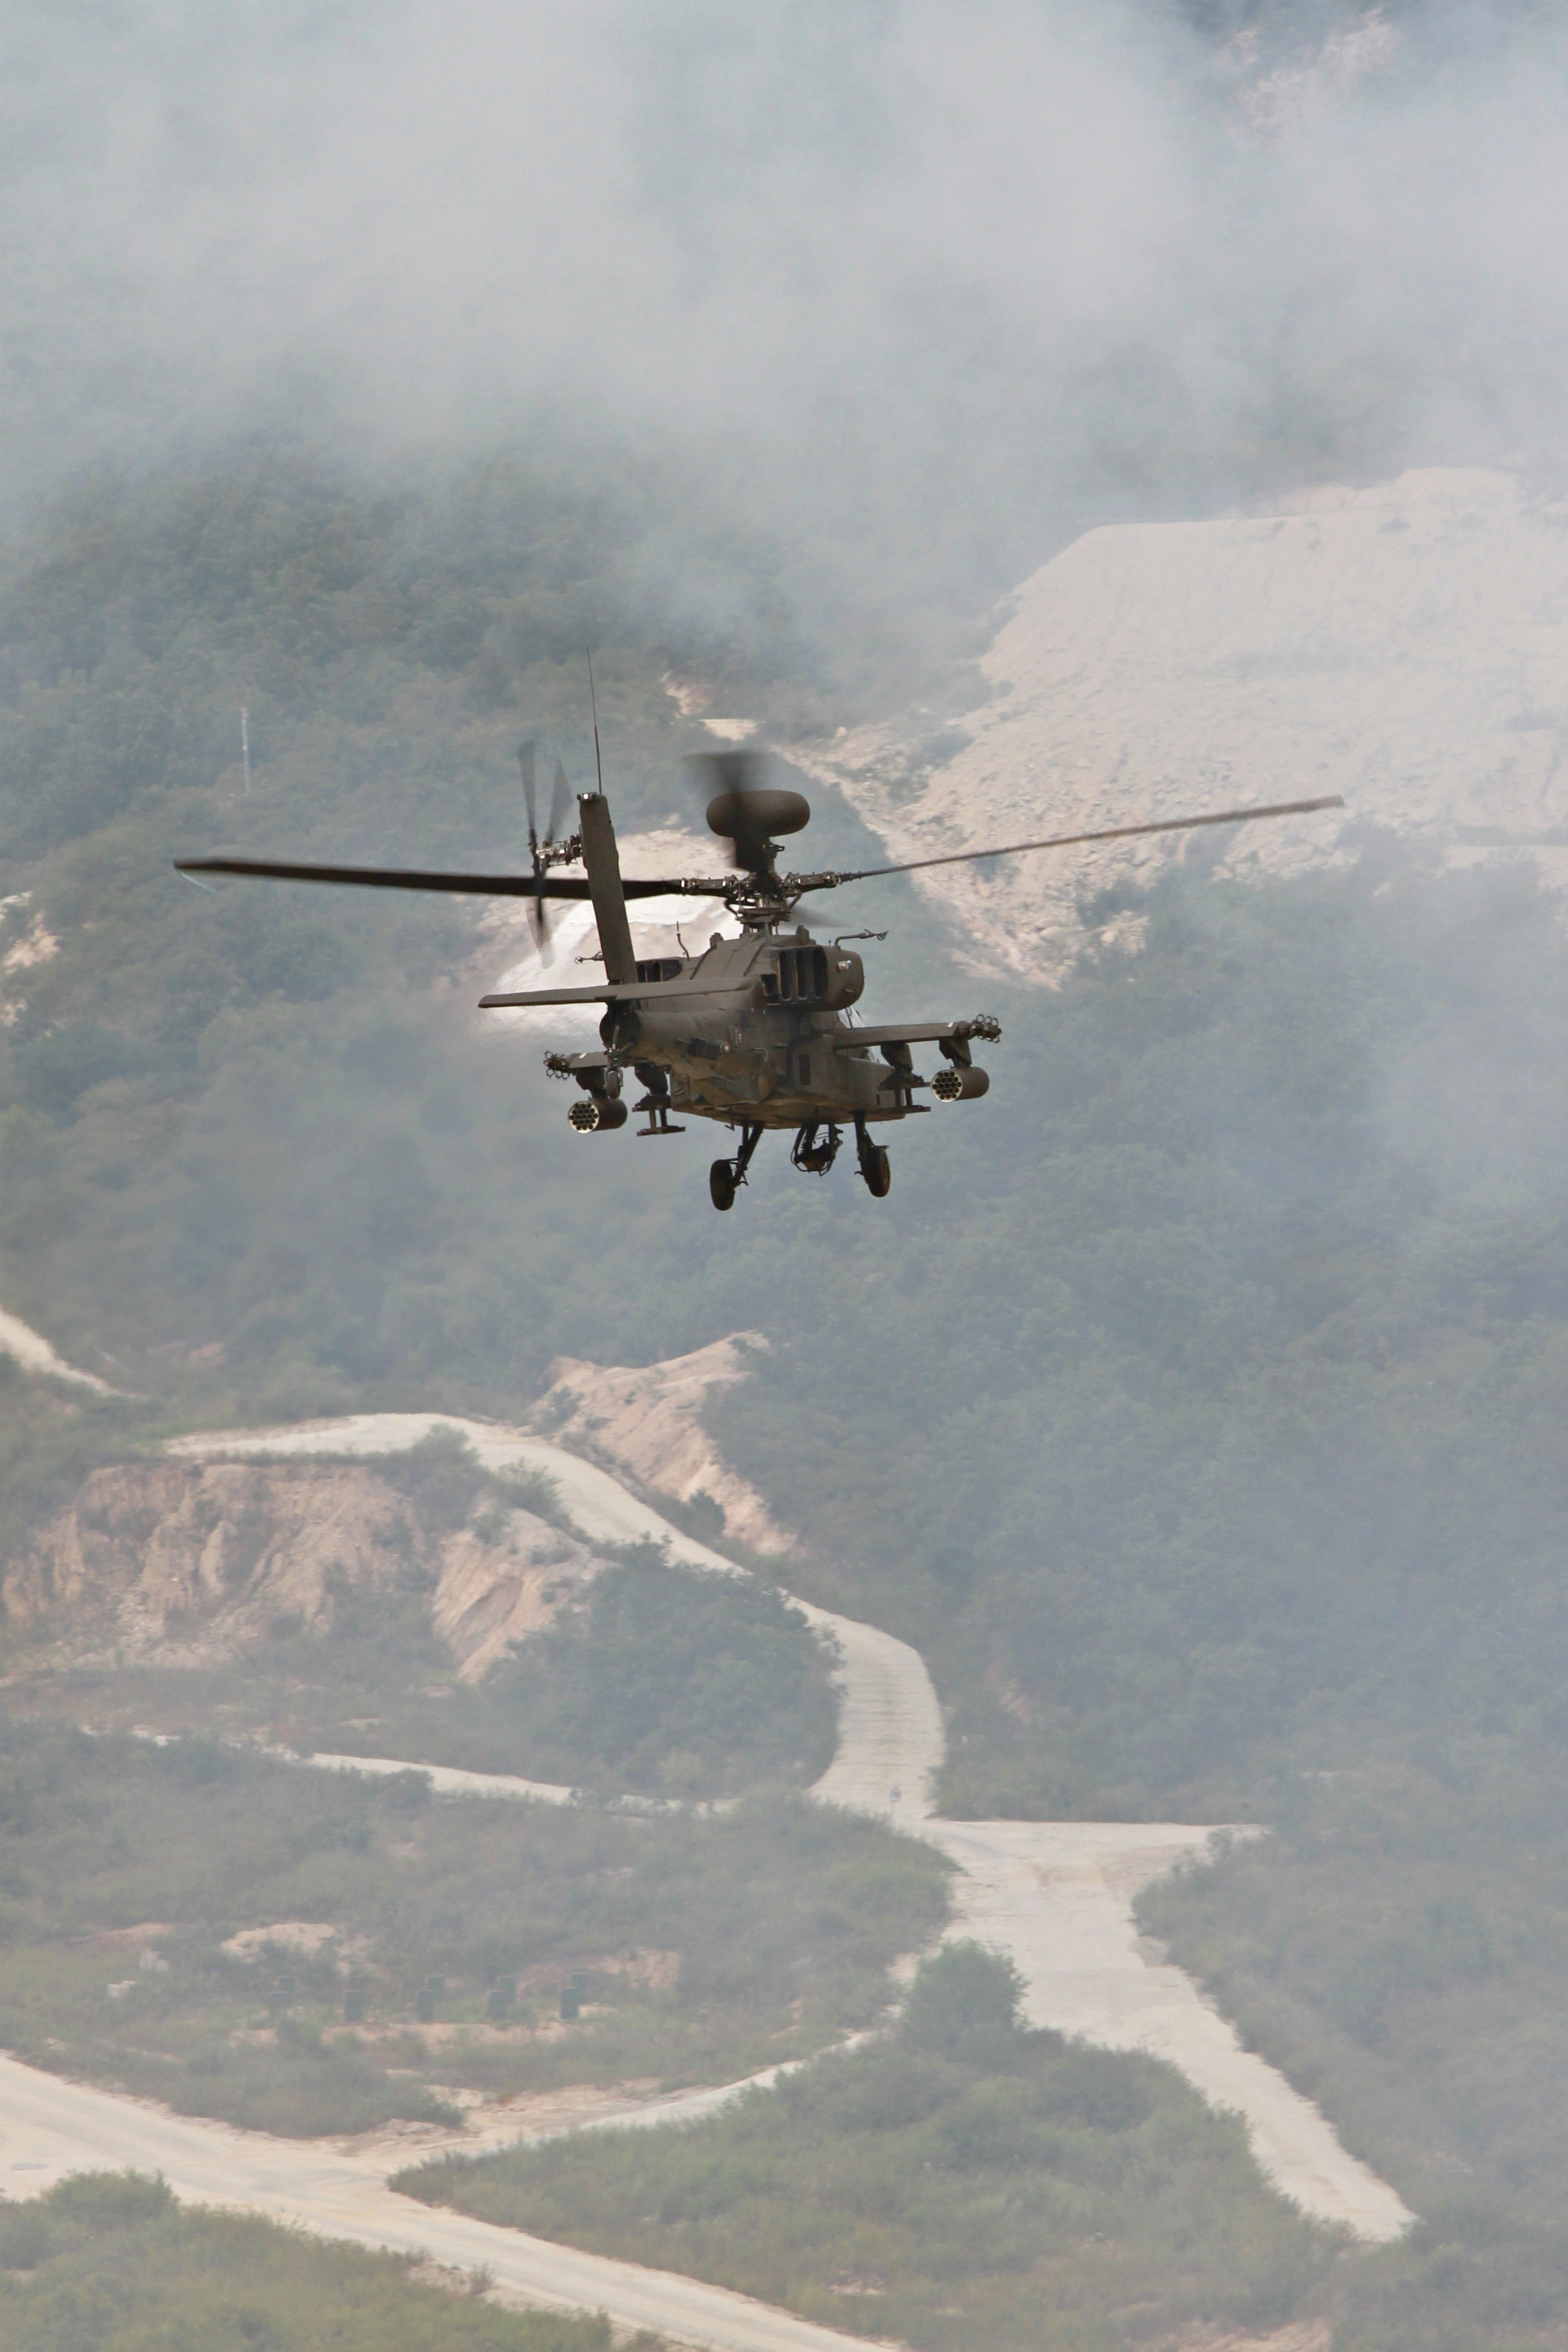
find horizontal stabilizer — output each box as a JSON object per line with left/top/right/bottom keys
{"left": 479, "top": 973, "right": 701, "bottom": 1010}
{"left": 479, "top": 982, "right": 621, "bottom": 1009}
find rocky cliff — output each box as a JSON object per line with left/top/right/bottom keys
{"left": 531, "top": 1334, "right": 791, "bottom": 1555}
{"left": 4, "top": 1457, "right": 598, "bottom": 1679}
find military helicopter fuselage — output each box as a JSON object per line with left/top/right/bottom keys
{"left": 176, "top": 748, "right": 1340, "bottom": 1212}
{"left": 468, "top": 777, "right": 1004, "bottom": 1204}
{"left": 547, "top": 909, "right": 997, "bottom": 1173}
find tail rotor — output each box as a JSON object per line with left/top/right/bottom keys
{"left": 519, "top": 742, "right": 576, "bottom": 960}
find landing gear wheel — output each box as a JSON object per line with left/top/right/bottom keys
{"left": 709, "top": 1159, "right": 737, "bottom": 1212}
{"left": 862, "top": 1145, "right": 891, "bottom": 1198}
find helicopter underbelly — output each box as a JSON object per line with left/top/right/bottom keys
{"left": 683, "top": 1098, "right": 917, "bottom": 1130}
{"left": 668, "top": 1054, "right": 923, "bottom": 1128}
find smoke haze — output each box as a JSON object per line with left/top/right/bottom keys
{"left": 6, "top": 1, "right": 1568, "bottom": 635}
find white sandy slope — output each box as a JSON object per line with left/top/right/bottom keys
{"left": 804, "top": 467, "right": 1568, "bottom": 982}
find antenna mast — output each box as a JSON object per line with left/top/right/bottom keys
{"left": 240, "top": 707, "right": 251, "bottom": 795}
{"left": 586, "top": 651, "right": 604, "bottom": 795}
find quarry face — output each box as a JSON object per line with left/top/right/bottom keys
{"left": 4, "top": 1459, "right": 597, "bottom": 1680}
{"left": 804, "top": 469, "right": 1568, "bottom": 982}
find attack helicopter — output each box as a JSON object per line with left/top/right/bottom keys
{"left": 176, "top": 746, "right": 1341, "bottom": 1212}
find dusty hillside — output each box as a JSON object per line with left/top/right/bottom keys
{"left": 0, "top": 1328, "right": 785, "bottom": 1679}
{"left": 530, "top": 1334, "right": 791, "bottom": 1555}
{"left": 4, "top": 1459, "right": 597, "bottom": 1679}
{"left": 801, "top": 468, "right": 1568, "bottom": 980}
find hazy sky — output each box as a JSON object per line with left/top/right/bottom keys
{"left": 4, "top": 2, "right": 1566, "bottom": 604}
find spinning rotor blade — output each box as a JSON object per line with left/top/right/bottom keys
{"left": 691, "top": 748, "right": 762, "bottom": 799}
{"left": 519, "top": 741, "right": 538, "bottom": 853}
{"left": 528, "top": 755, "right": 576, "bottom": 960}
{"left": 816, "top": 795, "right": 1345, "bottom": 887}
{"left": 691, "top": 748, "right": 760, "bottom": 871}
{"left": 546, "top": 758, "right": 572, "bottom": 848}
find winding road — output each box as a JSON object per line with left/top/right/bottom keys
{"left": 0, "top": 1409, "right": 1412, "bottom": 2350}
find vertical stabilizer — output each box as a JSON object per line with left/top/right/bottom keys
{"left": 577, "top": 793, "right": 636, "bottom": 985}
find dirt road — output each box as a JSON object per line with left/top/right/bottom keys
{"left": 0, "top": 2053, "right": 867, "bottom": 2352}
{"left": 0, "top": 1407, "right": 1410, "bottom": 2350}
{"left": 167, "top": 1412, "right": 1413, "bottom": 2243}
{"left": 929, "top": 1819, "right": 1413, "bottom": 2240}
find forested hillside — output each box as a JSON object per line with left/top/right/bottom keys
{"left": 3, "top": 451, "right": 1568, "bottom": 2342}
{"left": 2, "top": 458, "right": 1566, "bottom": 1822}
{"left": 0, "top": 457, "right": 930, "bottom": 1401}
{"left": 7, "top": 0, "right": 1568, "bottom": 2342}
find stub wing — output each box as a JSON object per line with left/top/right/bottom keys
{"left": 833, "top": 1016, "right": 1001, "bottom": 1053}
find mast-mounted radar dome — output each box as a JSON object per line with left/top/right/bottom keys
{"left": 706, "top": 785, "right": 810, "bottom": 855}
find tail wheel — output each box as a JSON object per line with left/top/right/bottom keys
{"left": 709, "top": 1159, "right": 737, "bottom": 1212}
{"left": 862, "top": 1145, "right": 891, "bottom": 1198}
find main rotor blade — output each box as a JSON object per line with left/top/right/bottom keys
{"left": 822, "top": 795, "right": 1345, "bottom": 885}
{"left": 519, "top": 741, "right": 538, "bottom": 853}
{"left": 530, "top": 875, "right": 552, "bottom": 960}
{"left": 546, "top": 757, "right": 572, "bottom": 849}
{"left": 173, "top": 857, "right": 714, "bottom": 900}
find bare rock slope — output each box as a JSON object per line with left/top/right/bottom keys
{"left": 806, "top": 468, "right": 1568, "bottom": 981}
{"left": 532, "top": 1334, "right": 791, "bottom": 1555}
{"left": 5, "top": 1459, "right": 594, "bottom": 1679}
{"left": 2, "top": 1325, "right": 778, "bottom": 1674}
